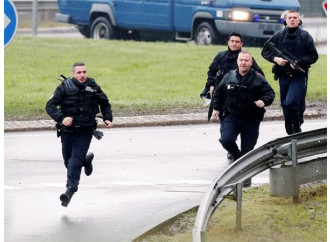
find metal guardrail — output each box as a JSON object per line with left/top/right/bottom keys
{"left": 13, "top": 0, "right": 58, "bottom": 12}
{"left": 192, "top": 127, "right": 327, "bottom": 242}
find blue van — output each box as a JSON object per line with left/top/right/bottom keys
{"left": 56, "top": 0, "right": 300, "bottom": 44}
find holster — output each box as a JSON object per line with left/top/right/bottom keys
{"left": 272, "top": 65, "right": 279, "bottom": 81}
{"left": 56, "top": 123, "right": 62, "bottom": 137}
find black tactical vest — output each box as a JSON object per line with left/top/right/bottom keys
{"left": 60, "top": 78, "right": 99, "bottom": 126}
{"left": 224, "top": 71, "right": 265, "bottom": 120}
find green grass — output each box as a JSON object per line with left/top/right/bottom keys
{"left": 18, "top": 20, "right": 72, "bottom": 29}
{"left": 138, "top": 183, "right": 327, "bottom": 242}
{"left": 4, "top": 36, "right": 327, "bottom": 120}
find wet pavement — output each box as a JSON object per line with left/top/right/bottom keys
{"left": 4, "top": 120, "right": 327, "bottom": 241}
{"left": 6, "top": 17, "right": 327, "bottom": 241}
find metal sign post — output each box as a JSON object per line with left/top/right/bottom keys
{"left": 32, "top": 0, "right": 39, "bottom": 35}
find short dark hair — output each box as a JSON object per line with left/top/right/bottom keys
{"left": 287, "top": 9, "right": 300, "bottom": 15}
{"left": 72, "top": 62, "right": 86, "bottom": 72}
{"left": 229, "top": 32, "right": 243, "bottom": 42}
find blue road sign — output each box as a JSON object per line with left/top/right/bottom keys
{"left": 4, "top": 0, "right": 18, "bottom": 48}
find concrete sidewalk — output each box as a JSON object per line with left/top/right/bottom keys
{"left": 4, "top": 103, "right": 327, "bottom": 132}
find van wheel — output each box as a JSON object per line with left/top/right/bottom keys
{"left": 194, "top": 22, "right": 218, "bottom": 45}
{"left": 90, "top": 17, "right": 116, "bottom": 40}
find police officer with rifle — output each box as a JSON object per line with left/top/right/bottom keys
{"left": 211, "top": 51, "right": 275, "bottom": 187}
{"left": 261, "top": 9, "right": 318, "bottom": 135}
{"left": 46, "top": 62, "right": 113, "bottom": 207}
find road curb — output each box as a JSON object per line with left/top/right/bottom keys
{"left": 133, "top": 206, "right": 199, "bottom": 242}
{"left": 4, "top": 108, "right": 327, "bottom": 132}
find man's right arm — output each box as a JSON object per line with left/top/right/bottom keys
{"left": 45, "top": 86, "right": 66, "bottom": 123}
{"left": 211, "top": 72, "right": 230, "bottom": 119}
{"left": 207, "top": 52, "right": 225, "bottom": 97}
{"left": 206, "top": 54, "right": 219, "bottom": 87}
{"left": 261, "top": 35, "right": 279, "bottom": 63}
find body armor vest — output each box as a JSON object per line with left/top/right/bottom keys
{"left": 60, "top": 78, "right": 99, "bottom": 126}
{"left": 224, "top": 71, "right": 265, "bottom": 120}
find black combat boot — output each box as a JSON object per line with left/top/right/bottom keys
{"left": 293, "top": 122, "right": 302, "bottom": 134}
{"left": 60, "top": 186, "right": 75, "bottom": 207}
{"left": 84, "top": 152, "right": 94, "bottom": 176}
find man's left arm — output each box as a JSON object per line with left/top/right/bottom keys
{"left": 299, "top": 33, "right": 319, "bottom": 68}
{"left": 95, "top": 85, "right": 113, "bottom": 127}
{"left": 258, "top": 77, "right": 275, "bottom": 107}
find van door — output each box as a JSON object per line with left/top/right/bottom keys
{"left": 142, "top": 0, "right": 173, "bottom": 30}
{"left": 114, "top": 0, "right": 144, "bottom": 28}
{"left": 63, "top": 0, "right": 91, "bottom": 25}
{"left": 173, "top": 0, "right": 200, "bottom": 32}
{"left": 114, "top": 0, "right": 173, "bottom": 30}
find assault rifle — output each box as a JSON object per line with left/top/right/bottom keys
{"left": 267, "top": 42, "right": 305, "bottom": 74}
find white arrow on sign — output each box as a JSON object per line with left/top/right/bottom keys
{"left": 4, "top": 13, "right": 11, "bottom": 30}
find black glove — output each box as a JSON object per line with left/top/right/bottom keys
{"left": 93, "top": 130, "right": 104, "bottom": 140}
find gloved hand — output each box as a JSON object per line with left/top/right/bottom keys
{"left": 93, "top": 130, "right": 104, "bottom": 140}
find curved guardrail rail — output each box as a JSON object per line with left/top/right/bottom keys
{"left": 192, "top": 127, "right": 327, "bottom": 242}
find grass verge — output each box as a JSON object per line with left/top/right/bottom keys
{"left": 137, "top": 183, "right": 327, "bottom": 242}
{"left": 4, "top": 37, "right": 326, "bottom": 120}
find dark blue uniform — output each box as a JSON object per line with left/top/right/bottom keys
{"left": 46, "top": 77, "right": 113, "bottom": 193}
{"left": 213, "top": 69, "right": 275, "bottom": 161}
{"left": 261, "top": 27, "right": 318, "bottom": 134}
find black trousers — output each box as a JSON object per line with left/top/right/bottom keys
{"left": 279, "top": 75, "right": 307, "bottom": 135}
{"left": 219, "top": 115, "right": 260, "bottom": 161}
{"left": 61, "top": 127, "right": 93, "bottom": 192}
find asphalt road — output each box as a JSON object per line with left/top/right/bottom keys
{"left": 4, "top": 119, "right": 327, "bottom": 242}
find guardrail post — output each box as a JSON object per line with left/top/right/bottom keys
{"left": 290, "top": 139, "right": 299, "bottom": 203}
{"left": 269, "top": 139, "right": 300, "bottom": 203}
{"left": 32, "top": 0, "right": 38, "bottom": 35}
{"left": 235, "top": 183, "right": 243, "bottom": 231}
{"left": 224, "top": 183, "right": 243, "bottom": 231}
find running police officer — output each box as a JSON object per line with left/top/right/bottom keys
{"left": 261, "top": 9, "right": 318, "bottom": 135}
{"left": 201, "top": 32, "right": 265, "bottom": 163}
{"left": 212, "top": 51, "right": 275, "bottom": 187}
{"left": 46, "top": 62, "right": 113, "bottom": 207}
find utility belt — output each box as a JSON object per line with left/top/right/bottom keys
{"left": 72, "top": 114, "right": 96, "bottom": 127}
{"left": 56, "top": 117, "right": 103, "bottom": 140}
{"left": 61, "top": 125, "right": 94, "bottom": 133}
{"left": 272, "top": 65, "right": 306, "bottom": 80}
{"left": 225, "top": 105, "right": 265, "bottom": 121}
{"left": 56, "top": 115, "right": 96, "bottom": 137}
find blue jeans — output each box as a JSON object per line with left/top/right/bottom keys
{"left": 61, "top": 127, "right": 93, "bottom": 192}
{"left": 219, "top": 115, "right": 260, "bottom": 161}
{"left": 279, "top": 75, "right": 307, "bottom": 134}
